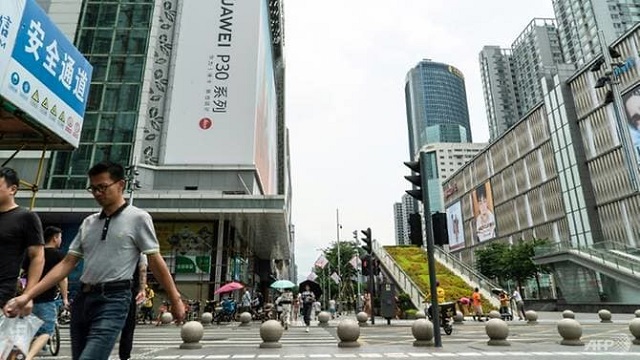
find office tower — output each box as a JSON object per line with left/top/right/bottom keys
{"left": 8, "top": 0, "right": 293, "bottom": 295}
{"left": 512, "top": 18, "right": 564, "bottom": 120}
{"left": 553, "top": 0, "right": 640, "bottom": 67}
{"left": 393, "top": 194, "right": 414, "bottom": 245}
{"left": 479, "top": 46, "right": 519, "bottom": 141}
{"left": 404, "top": 59, "right": 472, "bottom": 160}
{"left": 480, "top": 19, "right": 563, "bottom": 140}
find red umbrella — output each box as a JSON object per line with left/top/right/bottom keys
{"left": 215, "top": 281, "right": 244, "bottom": 294}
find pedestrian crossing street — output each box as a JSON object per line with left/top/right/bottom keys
{"left": 44, "top": 323, "right": 640, "bottom": 359}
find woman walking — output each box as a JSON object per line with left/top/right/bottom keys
{"left": 300, "top": 285, "right": 315, "bottom": 332}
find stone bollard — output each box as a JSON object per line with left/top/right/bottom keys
{"left": 453, "top": 311, "right": 464, "bottom": 324}
{"left": 318, "top": 311, "right": 331, "bottom": 327}
{"left": 557, "top": 318, "right": 584, "bottom": 346}
{"left": 200, "top": 312, "right": 213, "bottom": 326}
{"left": 239, "top": 312, "right": 252, "bottom": 327}
{"left": 356, "top": 312, "right": 369, "bottom": 327}
{"left": 525, "top": 310, "right": 538, "bottom": 325}
{"left": 562, "top": 310, "right": 575, "bottom": 319}
{"left": 179, "top": 321, "right": 204, "bottom": 349}
{"left": 259, "top": 320, "right": 283, "bottom": 348}
{"left": 337, "top": 319, "right": 360, "bottom": 348}
{"left": 485, "top": 318, "right": 510, "bottom": 346}
{"left": 160, "top": 312, "right": 173, "bottom": 325}
{"left": 415, "top": 310, "right": 426, "bottom": 319}
{"left": 488, "top": 310, "right": 501, "bottom": 319}
{"left": 411, "top": 319, "right": 434, "bottom": 347}
{"left": 635, "top": 309, "right": 640, "bottom": 318}
{"left": 598, "top": 309, "right": 613, "bottom": 323}
{"left": 629, "top": 318, "right": 640, "bottom": 345}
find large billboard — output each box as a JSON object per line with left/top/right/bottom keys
{"left": 163, "top": 0, "right": 278, "bottom": 194}
{"left": 0, "top": 0, "right": 92, "bottom": 148}
{"left": 446, "top": 200, "right": 465, "bottom": 250}
{"left": 472, "top": 181, "right": 496, "bottom": 242}
{"left": 622, "top": 83, "right": 640, "bottom": 164}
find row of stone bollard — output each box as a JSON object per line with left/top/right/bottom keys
{"left": 176, "top": 308, "right": 640, "bottom": 349}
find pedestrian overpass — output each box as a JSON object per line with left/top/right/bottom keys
{"left": 534, "top": 241, "right": 640, "bottom": 292}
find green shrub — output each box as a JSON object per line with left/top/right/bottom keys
{"left": 397, "top": 292, "right": 414, "bottom": 312}
{"left": 385, "top": 246, "right": 495, "bottom": 313}
{"left": 405, "top": 308, "right": 418, "bottom": 319}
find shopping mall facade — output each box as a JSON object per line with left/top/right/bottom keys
{"left": 442, "top": 23, "right": 640, "bottom": 304}
{"left": 2, "top": 0, "right": 292, "bottom": 301}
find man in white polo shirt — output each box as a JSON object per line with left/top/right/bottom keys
{"left": 4, "top": 161, "right": 184, "bottom": 360}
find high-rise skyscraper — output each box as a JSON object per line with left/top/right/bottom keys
{"left": 404, "top": 59, "right": 472, "bottom": 160}
{"left": 512, "top": 19, "right": 564, "bottom": 117}
{"left": 553, "top": 0, "right": 640, "bottom": 67}
{"left": 479, "top": 46, "right": 519, "bottom": 141}
{"left": 393, "top": 194, "right": 414, "bottom": 245}
{"left": 480, "top": 19, "right": 563, "bottom": 140}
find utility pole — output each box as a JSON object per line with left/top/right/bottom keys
{"left": 360, "top": 228, "right": 374, "bottom": 325}
{"left": 353, "top": 230, "right": 361, "bottom": 312}
{"left": 336, "top": 208, "right": 341, "bottom": 304}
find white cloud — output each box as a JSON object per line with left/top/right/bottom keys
{"left": 285, "top": 0, "right": 555, "bottom": 282}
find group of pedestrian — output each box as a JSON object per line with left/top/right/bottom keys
{"left": 456, "top": 287, "right": 526, "bottom": 321}
{"left": 1, "top": 162, "right": 184, "bottom": 360}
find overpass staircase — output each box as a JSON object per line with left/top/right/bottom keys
{"left": 372, "top": 240, "right": 500, "bottom": 309}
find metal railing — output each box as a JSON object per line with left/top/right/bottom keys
{"left": 432, "top": 246, "right": 500, "bottom": 291}
{"left": 372, "top": 240, "right": 425, "bottom": 310}
{"left": 535, "top": 241, "right": 637, "bottom": 275}
{"left": 432, "top": 247, "right": 501, "bottom": 308}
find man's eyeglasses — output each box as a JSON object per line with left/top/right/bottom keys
{"left": 86, "top": 181, "right": 119, "bottom": 194}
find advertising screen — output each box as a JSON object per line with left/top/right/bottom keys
{"left": 163, "top": 0, "right": 278, "bottom": 193}
{"left": 446, "top": 200, "right": 464, "bottom": 250}
{"left": 622, "top": 83, "right": 640, "bottom": 165}
{"left": 472, "top": 181, "right": 497, "bottom": 242}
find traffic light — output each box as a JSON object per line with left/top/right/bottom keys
{"left": 408, "top": 212, "right": 423, "bottom": 246}
{"left": 431, "top": 212, "right": 449, "bottom": 246}
{"left": 404, "top": 160, "right": 423, "bottom": 201}
{"left": 361, "top": 227, "right": 372, "bottom": 254}
{"left": 373, "top": 258, "right": 381, "bottom": 276}
{"left": 361, "top": 254, "right": 370, "bottom": 275}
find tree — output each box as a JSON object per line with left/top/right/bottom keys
{"left": 475, "top": 238, "right": 550, "bottom": 295}
{"left": 314, "top": 240, "right": 362, "bottom": 305}
{"left": 510, "top": 238, "right": 550, "bottom": 295}
{"left": 475, "top": 242, "right": 510, "bottom": 284}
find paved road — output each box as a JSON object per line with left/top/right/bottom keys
{"left": 40, "top": 312, "right": 640, "bottom": 360}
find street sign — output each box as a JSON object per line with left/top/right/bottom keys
{"left": 0, "top": 0, "right": 92, "bottom": 149}
{"left": 175, "top": 255, "right": 211, "bottom": 274}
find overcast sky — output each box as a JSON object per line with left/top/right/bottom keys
{"left": 284, "top": 1, "right": 555, "bottom": 283}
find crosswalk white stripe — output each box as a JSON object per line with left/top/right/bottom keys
{"left": 143, "top": 353, "right": 640, "bottom": 359}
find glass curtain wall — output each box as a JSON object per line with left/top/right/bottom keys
{"left": 46, "top": 0, "right": 153, "bottom": 189}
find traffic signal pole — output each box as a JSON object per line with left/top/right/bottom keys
{"left": 361, "top": 228, "right": 374, "bottom": 325}
{"left": 404, "top": 151, "right": 442, "bottom": 347}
